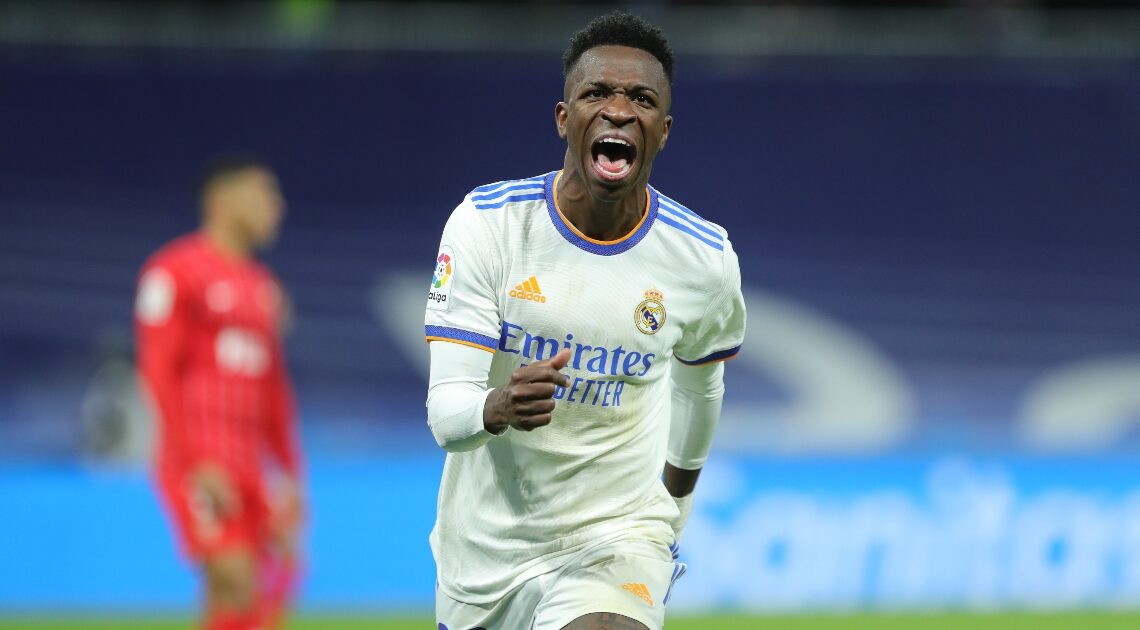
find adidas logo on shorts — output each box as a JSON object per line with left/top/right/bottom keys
{"left": 622, "top": 582, "right": 653, "bottom": 606}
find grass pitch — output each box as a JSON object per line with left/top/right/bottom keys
{"left": 0, "top": 612, "right": 1138, "bottom": 629}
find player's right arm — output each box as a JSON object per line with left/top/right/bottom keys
{"left": 427, "top": 343, "right": 570, "bottom": 452}
{"left": 136, "top": 261, "right": 239, "bottom": 517}
{"left": 135, "top": 263, "right": 190, "bottom": 453}
{"left": 423, "top": 197, "right": 569, "bottom": 452}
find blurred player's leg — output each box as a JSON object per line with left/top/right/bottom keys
{"left": 204, "top": 548, "right": 261, "bottom": 630}
{"left": 259, "top": 474, "right": 302, "bottom": 628}
{"left": 160, "top": 464, "right": 283, "bottom": 630}
{"left": 259, "top": 545, "right": 299, "bottom": 628}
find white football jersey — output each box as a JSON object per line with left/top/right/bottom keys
{"left": 424, "top": 170, "right": 746, "bottom": 604}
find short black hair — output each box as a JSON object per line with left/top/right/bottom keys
{"left": 197, "top": 153, "right": 270, "bottom": 199}
{"left": 563, "top": 11, "right": 673, "bottom": 83}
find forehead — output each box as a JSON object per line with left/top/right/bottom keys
{"left": 231, "top": 167, "right": 277, "bottom": 190}
{"left": 567, "top": 45, "right": 669, "bottom": 91}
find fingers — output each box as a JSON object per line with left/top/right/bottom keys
{"left": 510, "top": 398, "right": 557, "bottom": 417}
{"left": 509, "top": 382, "right": 559, "bottom": 402}
{"left": 548, "top": 348, "right": 572, "bottom": 370}
{"left": 512, "top": 413, "right": 553, "bottom": 431}
{"left": 533, "top": 348, "right": 572, "bottom": 371}
{"left": 496, "top": 350, "right": 573, "bottom": 432}
{"left": 513, "top": 365, "right": 570, "bottom": 388}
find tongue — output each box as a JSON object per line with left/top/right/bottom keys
{"left": 597, "top": 153, "right": 629, "bottom": 173}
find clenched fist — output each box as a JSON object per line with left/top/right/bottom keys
{"left": 484, "top": 348, "right": 572, "bottom": 433}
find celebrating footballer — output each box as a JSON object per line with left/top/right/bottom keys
{"left": 424, "top": 12, "right": 746, "bottom": 630}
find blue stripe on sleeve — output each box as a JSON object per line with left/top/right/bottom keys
{"left": 658, "top": 195, "right": 716, "bottom": 226}
{"left": 656, "top": 214, "right": 725, "bottom": 250}
{"left": 658, "top": 199, "right": 724, "bottom": 241}
{"left": 470, "top": 181, "right": 545, "bottom": 202}
{"left": 425, "top": 325, "right": 498, "bottom": 351}
{"left": 658, "top": 206, "right": 724, "bottom": 242}
{"left": 676, "top": 345, "right": 741, "bottom": 365}
{"left": 473, "top": 192, "right": 546, "bottom": 211}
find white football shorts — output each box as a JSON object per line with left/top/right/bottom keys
{"left": 436, "top": 534, "right": 686, "bottom": 630}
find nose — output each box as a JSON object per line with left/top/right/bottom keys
{"left": 600, "top": 93, "right": 636, "bottom": 127}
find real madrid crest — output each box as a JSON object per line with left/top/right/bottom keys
{"left": 635, "top": 288, "right": 666, "bottom": 335}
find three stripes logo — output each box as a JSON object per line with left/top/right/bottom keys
{"left": 509, "top": 276, "right": 547, "bottom": 303}
{"left": 621, "top": 582, "right": 653, "bottom": 606}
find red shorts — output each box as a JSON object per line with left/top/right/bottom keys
{"left": 156, "top": 464, "right": 272, "bottom": 561}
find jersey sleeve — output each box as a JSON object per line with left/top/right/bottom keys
{"left": 262, "top": 279, "right": 302, "bottom": 474}
{"left": 673, "top": 239, "right": 746, "bottom": 365}
{"left": 134, "top": 262, "right": 198, "bottom": 463}
{"left": 264, "top": 337, "right": 302, "bottom": 475}
{"left": 424, "top": 201, "right": 501, "bottom": 353}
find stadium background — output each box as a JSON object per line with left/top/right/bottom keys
{"left": 1, "top": 0, "right": 1139, "bottom": 627}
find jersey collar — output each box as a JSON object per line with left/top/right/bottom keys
{"left": 544, "top": 170, "right": 658, "bottom": 256}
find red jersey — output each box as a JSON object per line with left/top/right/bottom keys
{"left": 135, "top": 233, "right": 301, "bottom": 479}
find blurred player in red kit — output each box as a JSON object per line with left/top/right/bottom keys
{"left": 135, "top": 156, "right": 304, "bottom": 630}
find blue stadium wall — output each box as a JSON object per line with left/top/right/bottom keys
{"left": 1, "top": 50, "right": 1138, "bottom": 612}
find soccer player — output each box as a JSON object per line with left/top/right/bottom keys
{"left": 135, "top": 156, "right": 303, "bottom": 630}
{"left": 424, "top": 12, "right": 746, "bottom": 630}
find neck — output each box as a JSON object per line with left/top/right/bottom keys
{"left": 202, "top": 221, "right": 251, "bottom": 260}
{"left": 556, "top": 159, "right": 647, "bottom": 242}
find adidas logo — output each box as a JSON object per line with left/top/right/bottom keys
{"left": 509, "top": 276, "right": 546, "bottom": 303}
{"left": 621, "top": 582, "right": 653, "bottom": 606}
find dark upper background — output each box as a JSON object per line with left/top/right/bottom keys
{"left": 1, "top": 0, "right": 1138, "bottom": 461}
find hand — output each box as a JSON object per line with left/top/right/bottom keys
{"left": 484, "top": 349, "right": 572, "bottom": 433}
{"left": 190, "top": 461, "right": 240, "bottom": 519}
{"left": 270, "top": 476, "right": 304, "bottom": 554}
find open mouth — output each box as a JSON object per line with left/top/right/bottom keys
{"left": 590, "top": 136, "right": 637, "bottom": 182}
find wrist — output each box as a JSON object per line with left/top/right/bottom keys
{"left": 671, "top": 493, "right": 694, "bottom": 542}
{"left": 482, "top": 388, "right": 509, "bottom": 435}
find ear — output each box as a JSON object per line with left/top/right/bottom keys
{"left": 659, "top": 114, "right": 673, "bottom": 151}
{"left": 555, "top": 102, "right": 569, "bottom": 139}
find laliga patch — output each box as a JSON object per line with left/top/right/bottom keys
{"left": 426, "top": 246, "right": 454, "bottom": 312}
{"left": 136, "top": 267, "right": 175, "bottom": 324}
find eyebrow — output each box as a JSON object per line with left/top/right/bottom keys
{"left": 585, "top": 81, "right": 660, "bottom": 96}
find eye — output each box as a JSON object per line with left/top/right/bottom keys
{"left": 633, "top": 94, "right": 654, "bottom": 105}
{"left": 586, "top": 89, "right": 605, "bottom": 99}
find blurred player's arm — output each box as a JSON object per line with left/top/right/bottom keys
{"left": 135, "top": 266, "right": 194, "bottom": 459}
{"left": 663, "top": 361, "right": 725, "bottom": 542}
{"left": 265, "top": 340, "right": 302, "bottom": 476}
{"left": 265, "top": 338, "right": 304, "bottom": 547}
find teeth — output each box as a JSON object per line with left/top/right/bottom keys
{"left": 598, "top": 137, "right": 630, "bottom": 146}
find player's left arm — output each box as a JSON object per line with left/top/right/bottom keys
{"left": 265, "top": 280, "right": 302, "bottom": 477}
{"left": 663, "top": 362, "right": 725, "bottom": 542}
{"left": 265, "top": 339, "right": 302, "bottom": 476}
{"left": 265, "top": 337, "right": 305, "bottom": 548}
{"left": 264, "top": 284, "right": 304, "bottom": 547}
{"left": 664, "top": 240, "right": 746, "bottom": 543}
